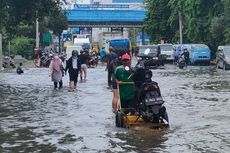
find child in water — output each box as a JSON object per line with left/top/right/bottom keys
{"left": 16, "top": 63, "right": 24, "bottom": 74}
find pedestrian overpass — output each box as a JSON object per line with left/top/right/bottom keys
{"left": 66, "top": 8, "right": 146, "bottom": 28}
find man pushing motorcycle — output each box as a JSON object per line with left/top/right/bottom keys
{"left": 114, "top": 53, "right": 135, "bottom": 114}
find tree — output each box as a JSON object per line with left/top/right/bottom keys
{"left": 144, "top": 0, "right": 174, "bottom": 43}
{"left": 11, "top": 37, "right": 35, "bottom": 59}
{"left": 0, "top": 0, "right": 68, "bottom": 57}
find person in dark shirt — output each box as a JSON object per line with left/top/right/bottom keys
{"left": 78, "top": 50, "right": 89, "bottom": 80}
{"left": 106, "top": 47, "right": 118, "bottom": 88}
{"left": 65, "top": 50, "right": 81, "bottom": 91}
{"left": 16, "top": 63, "right": 24, "bottom": 74}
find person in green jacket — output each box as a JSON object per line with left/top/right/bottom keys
{"left": 115, "top": 53, "right": 135, "bottom": 113}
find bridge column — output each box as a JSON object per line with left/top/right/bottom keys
{"left": 58, "top": 35, "right": 61, "bottom": 54}
{"left": 142, "top": 28, "right": 145, "bottom": 45}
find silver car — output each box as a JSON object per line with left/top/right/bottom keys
{"left": 216, "top": 46, "right": 230, "bottom": 70}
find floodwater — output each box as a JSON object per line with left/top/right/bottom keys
{"left": 0, "top": 63, "right": 230, "bottom": 153}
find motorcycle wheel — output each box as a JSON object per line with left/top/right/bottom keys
{"left": 163, "top": 111, "right": 169, "bottom": 123}
{"left": 115, "top": 111, "right": 124, "bottom": 128}
{"left": 152, "top": 114, "right": 160, "bottom": 123}
{"left": 223, "top": 62, "right": 226, "bottom": 71}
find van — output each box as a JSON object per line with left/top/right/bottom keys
{"left": 158, "top": 44, "right": 174, "bottom": 61}
{"left": 189, "top": 44, "right": 211, "bottom": 64}
{"left": 216, "top": 45, "right": 230, "bottom": 70}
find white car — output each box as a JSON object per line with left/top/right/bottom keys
{"left": 158, "top": 44, "right": 174, "bottom": 61}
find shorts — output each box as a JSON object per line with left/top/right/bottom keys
{"left": 69, "top": 70, "right": 79, "bottom": 82}
{"left": 81, "top": 64, "right": 87, "bottom": 71}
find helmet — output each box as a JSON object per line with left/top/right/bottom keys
{"left": 121, "top": 53, "right": 131, "bottom": 61}
{"left": 72, "top": 50, "right": 78, "bottom": 57}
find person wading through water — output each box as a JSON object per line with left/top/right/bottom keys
{"left": 65, "top": 50, "right": 81, "bottom": 91}
{"left": 78, "top": 49, "right": 89, "bottom": 81}
{"left": 49, "top": 54, "right": 64, "bottom": 89}
{"left": 114, "top": 53, "right": 135, "bottom": 114}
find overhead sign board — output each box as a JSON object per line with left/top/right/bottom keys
{"left": 112, "top": 0, "right": 143, "bottom": 3}
{"left": 75, "top": 4, "right": 129, "bottom": 8}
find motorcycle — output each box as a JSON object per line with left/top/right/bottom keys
{"left": 178, "top": 56, "right": 186, "bottom": 69}
{"left": 115, "top": 59, "right": 169, "bottom": 128}
{"left": 133, "top": 60, "right": 169, "bottom": 124}
{"left": 2, "top": 56, "right": 16, "bottom": 68}
{"left": 87, "top": 52, "right": 98, "bottom": 68}
{"left": 40, "top": 52, "right": 52, "bottom": 67}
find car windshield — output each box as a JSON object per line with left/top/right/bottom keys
{"left": 223, "top": 47, "right": 230, "bottom": 56}
{"left": 160, "top": 45, "right": 173, "bottom": 51}
{"left": 139, "top": 46, "right": 158, "bottom": 54}
{"left": 192, "top": 44, "right": 209, "bottom": 50}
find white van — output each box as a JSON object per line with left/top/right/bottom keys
{"left": 158, "top": 44, "right": 174, "bottom": 61}
{"left": 65, "top": 45, "right": 82, "bottom": 60}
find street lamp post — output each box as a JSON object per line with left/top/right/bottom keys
{"left": 36, "top": 18, "right": 40, "bottom": 48}
{"left": 179, "top": 10, "right": 183, "bottom": 44}
{"left": 0, "top": 34, "right": 2, "bottom": 70}
{"left": 178, "top": 3, "right": 183, "bottom": 44}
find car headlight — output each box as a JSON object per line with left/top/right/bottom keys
{"left": 137, "top": 57, "right": 142, "bottom": 61}
{"left": 152, "top": 57, "right": 158, "bottom": 60}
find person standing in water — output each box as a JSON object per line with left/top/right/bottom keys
{"left": 49, "top": 54, "right": 64, "bottom": 89}
{"left": 78, "top": 50, "right": 89, "bottom": 81}
{"left": 65, "top": 50, "right": 81, "bottom": 91}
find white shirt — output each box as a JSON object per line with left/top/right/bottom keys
{"left": 72, "top": 58, "right": 78, "bottom": 69}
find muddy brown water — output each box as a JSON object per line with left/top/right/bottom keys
{"left": 0, "top": 65, "right": 229, "bottom": 153}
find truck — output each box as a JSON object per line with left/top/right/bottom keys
{"left": 158, "top": 44, "right": 174, "bottom": 61}
{"left": 99, "top": 31, "right": 127, "bottom": 53}
{"left": 106, "top": 38, "right": 131, "bottom": 56}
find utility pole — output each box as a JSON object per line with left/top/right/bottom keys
{"left": 36, "top": 18, "right": 39, "bottom": 48}
{"left": 178, "top": 6, "right": 183, "bottom": 44}
{"left": 0, "top": 34, "right": 2, "bottom": 70}
{"left": 8, "top": 41, "right": 10, "bottom": 56}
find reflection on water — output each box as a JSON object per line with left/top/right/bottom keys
{"left": 0, "top": 65, "right": 230, "bottom": 152}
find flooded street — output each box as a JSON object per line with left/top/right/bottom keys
{"left": 0, "top": 64, "right": 230, "bottom": 153}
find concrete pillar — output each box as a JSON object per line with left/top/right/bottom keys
{"left": 0, "top": 34, "right": 2, "bottom": 70}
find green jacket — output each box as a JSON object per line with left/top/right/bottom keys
{"left": 115, "top": 65, "right": 135, "bottom": 100}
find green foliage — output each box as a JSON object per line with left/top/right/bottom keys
{"left": 144, "top": 0, "right": 229, "bottom": 57}
{"left": 11, "top": 37, "right": 35, "bottom": 59}
{"left": 0, "top": 0, "right": 67, "bottom": 49}
{"left": 144, "top": 0, "right": 174, "bottom": 43}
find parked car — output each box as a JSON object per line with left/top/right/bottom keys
{"left": 137, "top": 45, "right": 165, "bottom": 67}
{"left": 216, "top": 45, "right": 230, "bottom": 70}
{"left": 158, "top": 44, "right": 174, "bottom": 61}
{"left": 189, "top": 44, "right": 211, "bottom": 65}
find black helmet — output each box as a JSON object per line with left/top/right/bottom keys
{"left": 72, "top": 50, "right": 78, "bottom": 57}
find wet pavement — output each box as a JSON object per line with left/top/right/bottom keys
{"left": 0, "top": 63, "right": 230, "bottom": 153}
